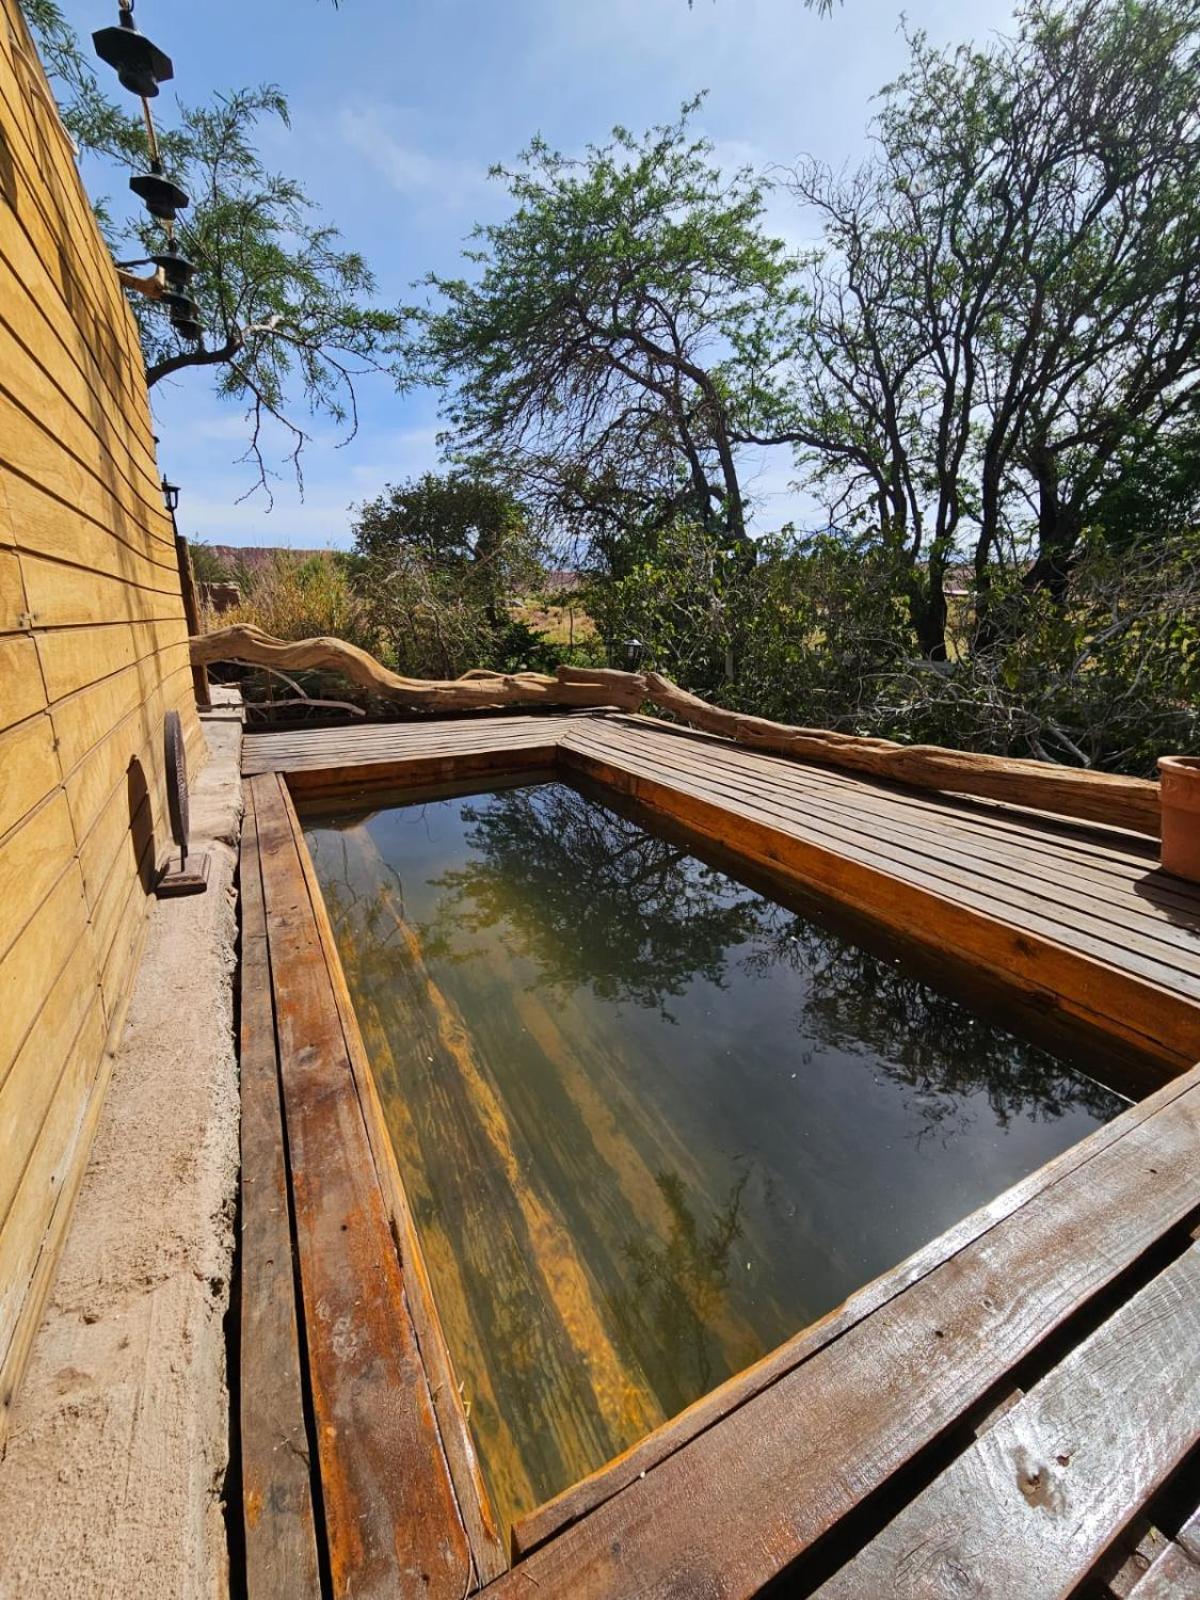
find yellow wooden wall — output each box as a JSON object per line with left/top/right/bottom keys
{"left": 0, "top": 0, "right": 202, "bottom": 1430}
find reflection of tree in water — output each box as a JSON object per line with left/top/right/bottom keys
{"left": 308, "top": 825, "right": 411, "bottom": 970}
{"left": 612, "top": 1170, "right": 748, "bottom": 1409}
{"left": 744, "top": 912, "right": 1124, "bottom": 1135}
{"left": 421, "top": 784, "right": 771, "bottom": 1014}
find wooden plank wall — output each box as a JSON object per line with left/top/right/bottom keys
{"left": 0, "top": 0, "right": 201, "bottom": 1436}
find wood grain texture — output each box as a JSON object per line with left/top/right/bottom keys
{"left": 253, "top": 773, "right": 473, "bottom": 1599}
{"left": 558, "top": 724, "right": 1200, "bottom": 1071}
{"left": 196, "top": 626, "right": 645, "bottom": 712}
{"left": 814, "top": 1244, "right": 1200, "bottom": 1600}
{"left": 222, "top": 634, "right": 1161, "bottom": 832}
{"left": 486, "top": 1076, "right": 1200, "bottom": 1597}
{"left": 279, "top": 781, "right": 509, "bottom": 1585}
{"left": 0, "top": 0, "right": 197, "bottom": 1442}
{"left": 244, "top": 715, "right": 571, "bottom": 788}
{"left": 1126, "top": 1542, "right": 1200, "bottom": 1599}
{"left": 238, "top": 797, "right": 322, "bottom": 1599}
{"left": 643, "top": 671, "right": 1162, "bottom": 837}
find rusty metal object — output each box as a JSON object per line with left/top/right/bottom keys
{"left": 156, "top": 710, "right": 209, "bottom": 897}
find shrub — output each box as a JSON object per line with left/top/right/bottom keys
{"left": 213, "top": 551, "right": 381, "bottom": 656}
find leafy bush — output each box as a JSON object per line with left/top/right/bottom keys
{"left": 213, "top": 550, "right": 382, "bottom": 656}
{"left": 588, "top": 525, "right": 1200, "bottom": 778}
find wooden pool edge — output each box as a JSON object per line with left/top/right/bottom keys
{"left": 237, "top": 718, "right": 1200, "bottom": 1597}
{"left": 556, "top": 736, "right": 1199, "bottom": 1083}
{"left": 242, "top": 773, "right": 502, "bottom": 1596}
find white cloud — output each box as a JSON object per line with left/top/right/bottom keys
{"left": 337, "top": 104, "right": 491, "bottom": 208}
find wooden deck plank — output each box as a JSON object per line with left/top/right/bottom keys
{"left": 815, "top": 1244, "right": 1200, "bottom": 1600}
{"left": 237, "top": 802, "right": 322, "bottom": 1599}
{"left": 614, "top": 715, "right": 1166, "bottom": 877}
{"left": 1126, "top": 1543, "right": 1200, "bottom": 1599}
{"left": 1179, "top": 1501, "right": 1200, "bottom": 1565}
{"left": 487, "top": 1074, "right": 1200, "bottom": 1597}
{"left": 251, "top": 774, "right": 473, "bottom": 1600}
{"left": 563, "top": 721, "right": 1200, "bottom": 985}
{"left": 599, "top": 719, "right": 1200, "bottom": 958}
{"left": 280, "top": 780, "right": 510, "bottom": 1586}
{"left": 242, "top": 715, "right": 576, "bottom": 777}
{"left": 558, "top": 727, "right": 1200, "bottom": 1071}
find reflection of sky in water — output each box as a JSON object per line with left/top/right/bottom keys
{"left": 305, "top": 780, "right": 1127, "bottom": 1527}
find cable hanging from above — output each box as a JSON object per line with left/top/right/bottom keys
{"left": 93, "top": 0, "right": 202, "bottom": 343}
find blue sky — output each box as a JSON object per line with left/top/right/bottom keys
{"left": 62, "top": 0, "right": 1019, "bottom": 549}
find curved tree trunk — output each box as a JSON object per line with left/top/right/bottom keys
{"left": 192, "top": 627, "right": 1161, "bottom": 836}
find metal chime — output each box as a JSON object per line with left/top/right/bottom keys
{"left": 93, "top": 2, "right": 202, "bottom": 343}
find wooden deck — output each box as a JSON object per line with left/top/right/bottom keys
{"left": 237, "top": 712, "right": 1200, "bottom": 1599}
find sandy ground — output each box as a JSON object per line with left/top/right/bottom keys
{"left": 0, "top": 691, "right": 243, "bottom": 1600}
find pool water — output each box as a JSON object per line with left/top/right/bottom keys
{"left": 303, "top": 779, "right": 1126, "bottom": 1533}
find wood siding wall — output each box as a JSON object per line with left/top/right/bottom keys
{"left": 0, "top": 0, "right": 202, "bottom": 1433}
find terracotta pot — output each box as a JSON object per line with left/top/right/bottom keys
{"left": 1158, "top": 756, "right": 1200, "bottom": 882}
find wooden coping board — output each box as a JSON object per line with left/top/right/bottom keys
{"left": 244, "top": 711, "right": 1200, "bottom": 1073}
{"left": 242, "top": 774, "right": 489, "bottom": 1599}
{"left": 237, "top": 712, "right": 1200, "bottom": 1597}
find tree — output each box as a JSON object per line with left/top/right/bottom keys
{"left": 352, "top": 473, "right": 538, "bottom": 623}
{"left": 350, "top": 473, "right": 551, "bottom": 676}
{"left": 20, "top": 0, "right": 404, "bottom": 499}
{"left": 773, "top": 0, "right": 1200, "bottom": 657}
{"left": 405, "top": 101, "right": 800, "bottom": 553}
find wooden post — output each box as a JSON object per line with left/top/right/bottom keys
{"left": 173, "top": 532, "right": 211, "bottom": 710}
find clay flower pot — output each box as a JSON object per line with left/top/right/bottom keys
{"left": 1158, "top": 756, "right": 1200, "bottom": 882}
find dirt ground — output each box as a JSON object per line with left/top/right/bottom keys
{"left": 0, "top": 690, "right": 243, "bottom": 1600}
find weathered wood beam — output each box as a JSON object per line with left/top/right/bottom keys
{"left": 640, "top": 672, "right": 1162, "bottom": 839}
{"left": 190, "top": 626, "right": 646, "bottom": 712}
{"left": 191, "top": 631, "right": 1162, "bottom": 835}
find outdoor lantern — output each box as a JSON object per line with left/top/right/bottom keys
{"left": 160, "top": 476, "right": 181, "bottom": 513}
{"left": 150, "top": 245, "right": 197, "bottom": 290}
{"left": 130, "top": 163, "right": 190, "bottom": 222}
{"left": 92, "top": 8, "right": 174, "bottom": 99}
{"left": 623, "top": 638, "right": 646, "bottom": 671}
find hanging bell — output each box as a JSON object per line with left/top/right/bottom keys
{"left": 130, "top": 163, "right": 190, "bottom": 222}
{"left": 150, "top": 246, "right": 197, "bottom": 290}
{"left": 161, "top": 290, "right": 200, "bottom": 322}
{"left": 171, "top": 317, "right": 204, "bottom": 344}
{"left": 93, "top": 10, "right": 174, "bottom": 99}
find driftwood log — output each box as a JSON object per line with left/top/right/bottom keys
{"left": 189, "top": 625, "right": 646, "bottom": 712}
{"left": 640, "top": 673, "right": 1161, "bottom": 839}
{"left": 192, "top": 626, "right": 1161, "bottom": 837}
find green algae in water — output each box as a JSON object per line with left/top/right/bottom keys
{"left": 303, "top": 779, "right": 1127, "bottom": 1534}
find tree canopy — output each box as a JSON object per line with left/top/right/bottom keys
{"left": 778, "top": 0, "right": 1200, "bottom": 653}
{"left": 404, "top": 100, "right": 799, "bottom": 553}
{"left": 411, "top": 0, "right": 1200, "bottom": 665}
{"left": 21, "top": 0, "right": 404, "bottom": 498}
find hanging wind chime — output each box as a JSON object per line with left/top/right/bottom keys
{"left": 93, "top": 1, "right": 203, "bottom": 342}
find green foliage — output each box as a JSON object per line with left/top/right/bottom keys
{"left": 219, "top": 550, "right": 380, "bottom": 655}
{"left": 779, "top": 0, "right": 1200, "bottom": 654}
{"left": 353, "top": 474, "right": 539, "bottom": 610}
{"left": 405, "top": 99, "right": 801, "bottom": 548}
{"left": 20, "top": 0, "right": 405, "bottom": 497}
{"left": 187, "top": 539, "right": 232, "bottom": 585}
{"left": 349, "top": 473, "right": 555, "bottom": 676}
{"left": 588, "top": 523, "right": 1200, "bottom": 775}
